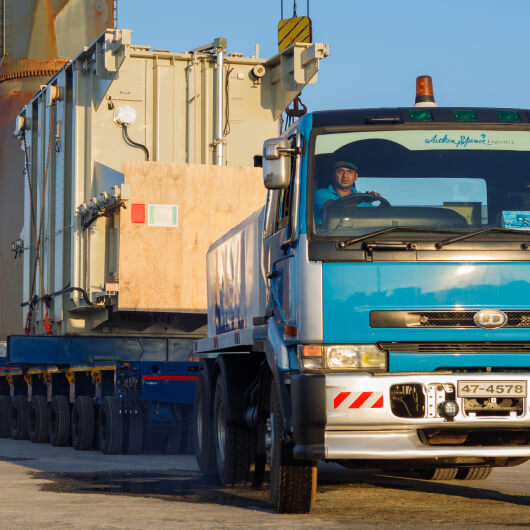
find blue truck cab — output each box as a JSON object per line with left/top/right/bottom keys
{"left": 194, "top": 99, "right": 530, "bottom": 513}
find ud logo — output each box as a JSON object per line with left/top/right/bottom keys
{"left": 473, "top": 309, "right": 508, "bottom": 329}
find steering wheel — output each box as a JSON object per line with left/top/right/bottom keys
{"left": 321, "top": 192, "right": 391, "bottom": 223}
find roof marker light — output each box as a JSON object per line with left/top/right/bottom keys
{"left": 414, "top": 75, "right": 437, "bottom": 107}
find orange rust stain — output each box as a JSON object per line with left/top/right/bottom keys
{"left": 0, "top": 58, "right": 68, "bottom": 83}
{"left": 0, "top": 90, "right": 34, "bottom": 126}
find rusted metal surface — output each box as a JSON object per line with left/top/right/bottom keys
{"left": 0, "top": 58, "right": 68, "bottom": 83}
{"left": 0, "top": 0, "right": 115, "bottom": 338}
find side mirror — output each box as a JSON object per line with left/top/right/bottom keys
{"left": 263, "top": 138, "right": 291, "bottom": 189}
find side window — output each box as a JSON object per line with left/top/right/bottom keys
{"left": 276, "top": 186, "right": 291, "bottom": 231}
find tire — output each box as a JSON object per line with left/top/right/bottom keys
{"left": 419, "top": 467, "right": 459, "bottom": 480}
{"left": 49, "top": 395, "right": 70, "bottom": 446}
{"left": 28, "top": 395, "right": 49, "bottom": 443}
{"left": 213, "top": 376, "right": 254, "bottom": 486}
{"left": 71, "top": 396, "right": 95, "bottom": 450}
{"left": 268, "top": 382, "right": 317, "bottom": 514}
{"left": 179, "top": 405, "right": 195, "bottom": 455}
{"left": 122, "top": 399, "right": 143, "bottom": 454}
{"left": 98, "top": 396, "right": 123, "bottom": 454}
{"left": 164, "top": 404, "right": 182, "bottom": 455}
{"left": 193, "top": 370, "right": 217, "bottom": 476}
{"left": 456, "top": 466, "right": 493, "bottom": 480}
{"left": 0, "top": 396, "right": 10, "bottom": 437}
{"left": 9, "top": 396, "right": 29, "bottom": 440}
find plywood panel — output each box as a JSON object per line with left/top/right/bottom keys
{"left": 119, "top": 161, "right": 266, "bottom": 313}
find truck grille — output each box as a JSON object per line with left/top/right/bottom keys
{"left": 371, "top": 310, "right": 530, "bottom": 328}
{"left": 380, "top": 342, "right": 530, "bottom": 353}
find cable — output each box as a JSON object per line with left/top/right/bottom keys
{"left": 122, "top": 125, "right": 149, "bottom": 160}
{"left": 224, "top": 67, "right": 234, "bottom": 137}
{"left": 21, "top": 284, "right": 95, "bottom": 309}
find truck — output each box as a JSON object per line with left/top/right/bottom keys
{"left": 193, "top": 76, "right": 530, "bottom": 513}
{"left": 0, "top": 29, "right": 328, "bottom": 455}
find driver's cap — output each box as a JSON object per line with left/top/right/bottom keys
{"left": 333, "top": 160, "right": 359, "bottom": 171}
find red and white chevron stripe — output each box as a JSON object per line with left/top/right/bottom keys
{"left": 333, "top": 391, "right": 384, "bottom": 409}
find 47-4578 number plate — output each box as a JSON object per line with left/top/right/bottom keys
{"left": 457, "top": 381, "right": 527, "bottom": 398}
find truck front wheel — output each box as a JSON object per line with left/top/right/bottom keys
{"left": 213, "top": 376, "right": 253, "bottom": 486}
{"left": 268, "top": 382, "right": 317, "bottom": 514}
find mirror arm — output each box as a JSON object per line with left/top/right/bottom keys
{"left": 281, "top": 131, "right": 302, "bottom": 250}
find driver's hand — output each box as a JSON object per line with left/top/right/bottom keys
{"left": 366, "top": 190, "right": 381, "bottom": 197}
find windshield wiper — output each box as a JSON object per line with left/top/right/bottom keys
{"left": 435, "top": 227, "right": 530, "bottom": 249}
{"left": 337, "top": 227, "right": 462, "bottom": 250}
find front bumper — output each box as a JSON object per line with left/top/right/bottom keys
{"left": 291, "top": 372, "right": 530, "bottom": 461}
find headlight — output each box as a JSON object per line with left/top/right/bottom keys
{"left": 298, "top": 344, "right": 387, "bottom": 371}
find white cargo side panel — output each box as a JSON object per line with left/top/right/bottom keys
{"left": 206, "top": 208, "right": 266, "bottom": 337}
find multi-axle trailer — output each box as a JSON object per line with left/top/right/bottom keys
{"left": 0, "top": 336, "right": 197, "bottom": 453}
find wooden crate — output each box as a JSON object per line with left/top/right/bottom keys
{"left": 118, "top": 161, "right": 266, "bottom": 313}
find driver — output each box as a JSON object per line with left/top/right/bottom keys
{"left": 314, "top": 160, "right": 380, "bottom": 223}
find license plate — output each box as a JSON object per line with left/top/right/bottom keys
{"left": 457, "top": 380, "right": 527, "bottom": 398}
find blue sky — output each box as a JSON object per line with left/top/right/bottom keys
{"left": 119, "top": 0, "right": 530, "bottom": 112}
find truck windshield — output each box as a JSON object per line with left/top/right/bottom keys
{"left": 310, "top": 128, "right": 530, "bottom": 239}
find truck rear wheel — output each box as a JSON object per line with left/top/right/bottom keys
{"left": 268, "top": 382, "right": 317, "bottom": 514}
{"left": 193, "top": 370, "right": 217, "bottom": 476}
{"left": 9, "top": 396, "right": 29, "bottom": 440}
{"left": 122, "top": 398, "right": 143, "bottom": 454}
{"left": 98, "top": 396, "right": 123, "bottom": 454}
{"left": 213, "top": 376, "right": 254, "bottom": 486}
{"left": 49, "top": 395, "right": 70, "bottom": 446}
{"left": 71, "top": 396, "right": 95, "bottom": 450}
{"left": 456, "top": 466, "right": 493, "bottom": 480}
{"left": 419, "top": 467, "right": 458, "bottom": 480}
{"left": 0, "top": 396, "right": 10, "bottom": 437}
{"left": 28, "top": 395, "right": 49, "bottom": 443}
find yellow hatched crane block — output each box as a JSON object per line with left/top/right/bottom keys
{"left": 278, "top": 16, "right": 312, "bottom": 52}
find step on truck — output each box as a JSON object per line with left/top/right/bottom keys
{"left": 194, "top": 77, "right": 530, "bottom": 512}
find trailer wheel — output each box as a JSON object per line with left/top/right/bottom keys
{"left": 9, "top": 396, "right": 29, "bottom": 440}
{"left": 164, "top": 404, "right": 182, "bottom": 454}
{"left": 98, "top": 396, "right": 123, "bottom": 454}
{"left": 49, "top": 395, "right": 70, "bottom": 446}
{"left": 71, "top": 396, "right": 95, "bottom": 450}
{"left": 193, "top": 370, "right": 217, "bottom": 476}
{"left": 0, "top": 396, "right": 10, "bottom": 437}
{"left": 180, "top": 405, "right": 195, "bottom": 454}
{"left": 28, "top": 395, "right": 49, "bottom": 443}
{"left": 213, "top": 376, "right": 254, "bottom": 486}
{"left": 456, "top": 466, "right": 493, "bottom": 480}
{"left": 268, "top": 382, "right": 317, "bottom": 514}
{"left": 123, "top": 399, "right": 143, "bottom": 454}
{"left": 419, "top": 467, "right": 459, "bottom": 480}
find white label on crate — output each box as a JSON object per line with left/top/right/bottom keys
{"left": 148, "top": 204, "right": 178, "bottom": 227}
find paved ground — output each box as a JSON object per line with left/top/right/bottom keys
{"left": 0, "top": 439, "right": 530, "bottom": 528}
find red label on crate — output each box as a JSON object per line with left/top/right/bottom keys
{"left": 131, "top": 203, "right": 145, "bottom": 223}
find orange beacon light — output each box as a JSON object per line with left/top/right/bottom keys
{"left": 415, "top": 75, "right": 437, "bottom": 107}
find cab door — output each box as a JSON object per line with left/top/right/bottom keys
{"left": 262, "top": 133, "right": 301, "bottom": 334}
